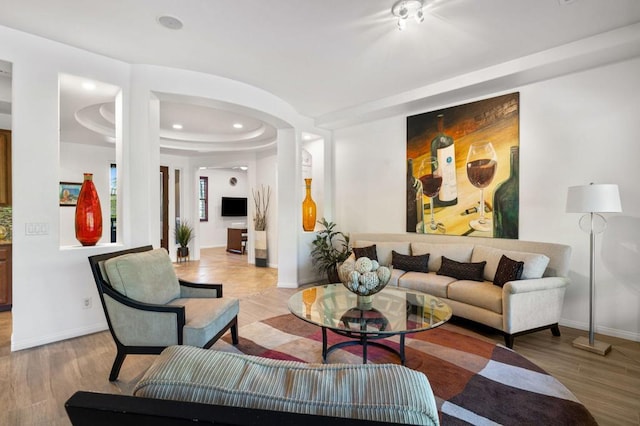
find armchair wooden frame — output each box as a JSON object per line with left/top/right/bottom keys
{"left": 88, "top": 246, "right": 238, "bottom": 381}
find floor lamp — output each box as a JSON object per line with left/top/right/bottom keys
{"left": 566, "top": 183, "right": 622, "bottom": 356}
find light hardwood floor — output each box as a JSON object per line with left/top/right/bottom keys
{"left": 0, "top": 247, "right": 638, "bottom": 425}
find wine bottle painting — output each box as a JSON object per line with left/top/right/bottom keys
{"left": 406, "top": 92, "right": 520, "bottom": 238}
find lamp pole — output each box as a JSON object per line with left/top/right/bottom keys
{"left": 588, "top": 211, "right": 595, "bottom": 346}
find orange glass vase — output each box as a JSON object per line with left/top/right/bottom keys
{"left": 75, "top": 173, "right": 103, "bottom": 246}
{"left": 302, "top": 178, "right": 317, "bottom": 232}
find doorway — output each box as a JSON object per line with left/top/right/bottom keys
{"left": 160, "top": 166, "right": 169, "bottom": 250}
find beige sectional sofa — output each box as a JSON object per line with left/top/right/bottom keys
{"left": 349, "top": 233, "right": 571, "bottom": 348}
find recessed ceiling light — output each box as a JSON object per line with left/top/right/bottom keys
{"left": 157, "top": 15, "right": 183, "bottom": 30}
{"left": 172, "top": 124, "right": 183, "bottom": 130}
{"left": 82, "top": 81, "right": 96, "bottom": 91}
{"left": 233, "top": 123, "right": 243, "bottom": 129}
{"left": 303, "top": 134, "right": 312, "bottom": 141}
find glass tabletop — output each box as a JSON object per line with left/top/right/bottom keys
{"left": 288, "top": 284, "right": 452, "bottom": 336}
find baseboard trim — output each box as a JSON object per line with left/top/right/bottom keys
{"left": 11, "top": 322, "right": 108, "bottom": 352}
{"left": 560, "top": 318, "right": 640, "bottom": 343}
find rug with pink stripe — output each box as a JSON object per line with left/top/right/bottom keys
{"left": 217, "top": 313, "right": 596, "bottom": 425}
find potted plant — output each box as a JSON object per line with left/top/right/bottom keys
{"left": 175, "top": 220, "right": 194, "bottom": 259}
{"left": 310, "top": 218, "right": 351, "bottom": 283}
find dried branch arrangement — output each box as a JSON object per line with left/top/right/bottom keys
{"left": 252, "top": 185, "right": 271, "bottom": 231}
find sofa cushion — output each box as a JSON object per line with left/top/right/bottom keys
{"left": 392, "top": 251, "right": 429, "bottom": 273}
{"left": 437, "top": 257, "right": 486, "bottom": 282}
{"left": 353, "top": 245, "right": 378, "bottom": 261}
{"left": 411, "top": 242, "right": 474, "bottom": 272}
{"left": 134, "top": 346, "right": 440, "bottom": 426}
{"left": 397, "top": 272, "right": 454, "bottom": 298}
{"left": 104, "top": 248, "right": 180, "bottom": 304}
{"left": 471, "top": 245, "right": 550, "bottom": 281}
{"left": 493, "top": 255, "right": 524, "bottom": 287}
{"left": 354, "top": 240, "right": 410, "bottom": 267}
{"left": 448, "top": 280, "right": 503, "bottom": 314}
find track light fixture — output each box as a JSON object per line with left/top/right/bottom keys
{"left": 391, "top": 0, "right": 425, "bottom": 31}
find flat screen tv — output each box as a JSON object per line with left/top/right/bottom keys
{"left": 221, "top": 197, "right": 247, "bottom": 217}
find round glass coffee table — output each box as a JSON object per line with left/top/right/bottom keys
{"left": 288, "top": 284, "right": 452, "bottom": 365}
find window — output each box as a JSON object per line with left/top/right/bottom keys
{"left": 199, "top": 176, "right": 208, "bottom": 221}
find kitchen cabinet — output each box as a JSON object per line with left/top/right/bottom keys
{"left": 0, "top": 244, "right": 11, "bottom": 311}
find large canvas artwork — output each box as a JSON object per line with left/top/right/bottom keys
{"left": 406, "top": 92, "right": 520, "bottom": 238}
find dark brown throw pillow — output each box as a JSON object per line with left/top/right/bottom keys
{"left": 353, "top": 245, "right": 378, "bottom": 261}
{"left": 493, "top": 255, "right": 525, "bottom": 287}
{"left": 437, "top": 256, "right": 486, "bottom": 282}
{"left": 391, "top": 250, "right": 429, "bottom": 273}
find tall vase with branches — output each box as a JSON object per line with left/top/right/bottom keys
{"left": 252, "top": 185, "right": 271, "bottom": 267}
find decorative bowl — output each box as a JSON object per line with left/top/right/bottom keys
{"left": 337, "top": 256, "right": 392, "bottom": 297}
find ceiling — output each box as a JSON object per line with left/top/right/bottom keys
{"left": 2, "top": 0, "right": 640, "bottom": 153}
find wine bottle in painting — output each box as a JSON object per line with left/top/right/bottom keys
{"left": 493, "top": 146, "right": 519, "bottom": 239}
{"left": 430, "top": 114, "right": 457, "bottom": 207}
{"left": 406, "top": 159, "right": 424, "bottom": 232}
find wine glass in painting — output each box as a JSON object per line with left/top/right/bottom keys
{"left": 466, "top": 141, "right": 497, "bottom": 232}
{"left": 419, "top": 157, "right": 443, "bottom": 233}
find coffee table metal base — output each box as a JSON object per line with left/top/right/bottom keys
{"left": 322, "top": 327, "right": 406, "bottom": 365}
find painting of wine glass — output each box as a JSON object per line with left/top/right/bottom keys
{"left": 406, "top": 92, "right": 520, "bottom": 238}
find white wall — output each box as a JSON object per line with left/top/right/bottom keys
{"left": 0, "top": 25, "right": 131, "bottom": 350}
{"left": 334, "top": 57, "right": 640, "bottom": 342}
{"left": 198, "top": 168, "right": 249, "bottom": 248}
{"left": 1, "top": 24, "right": 317, "bottom": 350}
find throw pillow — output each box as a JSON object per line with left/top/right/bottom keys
{"left": 353, "top": 245, "right": 378, "bottom": 262}
{"left": 391, "top": 251, "right": 429, "bottom": 273}
{"left": 493, "top": 255, "right": 524, "bottom": 287}
{"left": 437, "top": 256, "right": 486, "bottom": 282}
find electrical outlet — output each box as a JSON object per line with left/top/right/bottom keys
{"left": 82, "top": 297, "right": 92, "bottom": 309}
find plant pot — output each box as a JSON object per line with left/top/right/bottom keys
{"left": 254, "top": 230, "right": 268, "bottom": 267}
{"left": 177, "top": 246, "right": 189, "bottom": 261}
{"left": 326, "top": 263, "right": 340, "bottom": 283}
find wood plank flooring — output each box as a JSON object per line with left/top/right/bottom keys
{"left": 0, "top": 247, "right": 638, "bottom": 425}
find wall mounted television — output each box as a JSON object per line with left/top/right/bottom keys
{"left": 221, "top": 197, "right": 248, "bottom": 217}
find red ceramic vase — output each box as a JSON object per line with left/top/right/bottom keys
{"left": 75, "top": 173, "right": 102, "bottom": 246}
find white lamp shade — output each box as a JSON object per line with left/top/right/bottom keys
{"left": 566, "top": 184, "right": 622, "bottom": 213}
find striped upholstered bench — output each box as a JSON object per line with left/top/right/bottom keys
{"left": 132, "top": 345, "right": 439, "bottom": 425}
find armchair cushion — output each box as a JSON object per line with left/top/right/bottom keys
{"left": 104, "top": 248, "right": 180, "bottom": 304}
{"left": 168, "top": 297, "right": 240, "bottom": 348}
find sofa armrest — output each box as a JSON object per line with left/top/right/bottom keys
{"left": 65, "top": 391, "right": 395, "bottom": 426}
{"left": 502, "top": 277, "right": 569, "bottom": 334}
{"left": 503, "top": 276, "right": 569, "bottom": 294}
{"left": 179, "top": 280, "right": 223, "bottom": 298}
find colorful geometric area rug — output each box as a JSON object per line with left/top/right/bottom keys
{"left": 218, "top": 314, "right": 596, "bottom": 425}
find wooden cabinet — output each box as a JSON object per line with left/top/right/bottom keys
{"left": 226, "top": 228, "right": 248, "bottom": 254}
{"left": 0, "top": 244, "right": 11, "bottom": 311}
{"left": 0, "top": 130, "right": 10, "bottom": 206}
